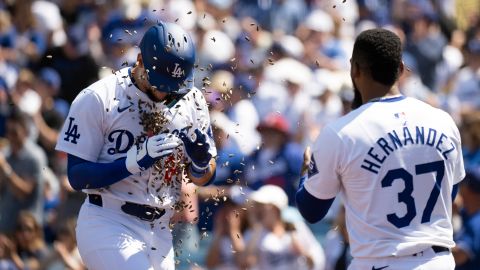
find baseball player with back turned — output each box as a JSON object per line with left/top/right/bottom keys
{"left": 55, "top": 22, "right": 217, "bottom": 270}
{"left": 296, "top": 29, "right": 465, "bottom": 270}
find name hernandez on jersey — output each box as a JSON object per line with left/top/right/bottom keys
{"left": 56, "top": 68, "right": 216, "bottom": 209}
{"left": 361, "top": 126, "right": 457, "bottom": 174}
{"left": 303, "top": 97, "right": 464, "bottom": 258}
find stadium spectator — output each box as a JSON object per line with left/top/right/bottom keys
{"left": 37, "top": 26, "right": 98, "bottom": 104}
{"left": 404, "top": 2, "right": 447, "bottom": 90}
{"left": 450, "top": 36, "right": 480, "bottom": 116}
{"left": 8, "top": 0, "right": 47, "bottom": 66}
{"left": 323, "top": 206, "right": 351, "bottom": 270}
{"left": 0, "top": 77, "right": 10, "bottom": 137}
{"left": 14, "top": 211, "right": 50, "bottom": 270}
{"left": 244, "top": 113, "right": 303, "bottom": 204}
{"left": 0, "top": 109, "right": 47, "bottom": 234}
{"left": 453, "top": 171, "right": 480, "bottom": 269}
{"left": 195, "top": 111, "right": 245, "bottom": 232}
{"left": 205, "top": 196, "right": 249, "bottom": 270}
{"left": 241, "top": 185, "right": 314, "bottom": 270}
{"left": 461, "top": 112, "right": 480, "bottom": 172}
{"left": 0, "top": 233, "right": 23, "bottom": 270}
{"left": 33, "top": 68, "right": 68, "bottom": 175}
{"left": 40, "top": 218, "right": 85, "bottom": 270}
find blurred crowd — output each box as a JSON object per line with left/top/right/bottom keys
{"left": 0, "top": 0, "right": 480, "bottom": 269}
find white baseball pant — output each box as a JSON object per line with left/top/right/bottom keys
{"left": 76, "top": 198, "right": 175, "bottom": 270}
{"left": 348, "top": 246, "right": 454, "bottom": 270}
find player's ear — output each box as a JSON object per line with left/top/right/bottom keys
{"left": 350, "top": 59, "right": 360, "bottom": 78}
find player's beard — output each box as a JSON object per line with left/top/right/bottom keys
{"left": 351, "top": 78, "right": 363, "bottom": 110}
{"left": 146, "top": 87, "right": 162, "bottom": 102}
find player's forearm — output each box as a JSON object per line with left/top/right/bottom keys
{"left": 452, "top": 246, "right": 470, "bottom": 265}
{"left": 296, "top": 175, "right": 335, "bottom": 223}
{"left": 187, "top": 158, "right": 216, "bottom": 186}
{"left": 67, "top": 154, "right": 131, "bottom": 190}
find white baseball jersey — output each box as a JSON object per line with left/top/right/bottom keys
{"left": 304, "top": 96, "right": 465, "bottom": 258}
{"left": 56, "top": 67, "right": 216, "bottom": 209}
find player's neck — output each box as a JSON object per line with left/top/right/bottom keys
{"left": 362, "top": 84, "right": 401, "bottom": 104}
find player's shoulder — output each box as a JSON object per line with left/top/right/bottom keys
{"left": 406, "top": 97, "right": 456, "bottom": 124}
{"left": 89, "top": 68, "right": 127, "bottom": 96}
{"left": 333, "top": 96, "right": 452, "bottom": 126}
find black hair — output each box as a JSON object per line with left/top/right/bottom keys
{"left": 352, "top": 29, "right": 402, "bottom": 86}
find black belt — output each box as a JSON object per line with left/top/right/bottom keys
{"left": 88, "top": 194, "right": 165, "bottom": 222}
{"left": 431, "top": 245, "right": 450, "bottom": 253}
{"left": 413, "top": 245, "right": 450, "bottom": 257}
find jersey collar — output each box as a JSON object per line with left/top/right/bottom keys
{"left": 368, "top": 95, "right": 406, "bottom": 103}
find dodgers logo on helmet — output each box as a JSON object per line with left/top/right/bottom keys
{"left": 140, "top": 21, "right": 195, "bottom": 94}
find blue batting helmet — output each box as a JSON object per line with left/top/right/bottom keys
{"left": 139, "top": 22, "right": 195, "bottom": 94}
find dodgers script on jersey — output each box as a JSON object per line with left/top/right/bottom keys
{"left": 56, "top": 67, "right": 216, "bottom": 210}
{"left": 304, "top": 96, "right": 465, "bottom": 258}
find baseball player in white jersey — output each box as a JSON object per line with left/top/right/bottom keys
{"left": 296, "top": 29, "right": 465, "bottom": 270}
{"left": 55, "top": 22, "right": 217, "bottom": 270}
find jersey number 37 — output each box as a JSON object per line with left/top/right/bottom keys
{"left": 381, "top": 160, "right": 445, "bottom": 228}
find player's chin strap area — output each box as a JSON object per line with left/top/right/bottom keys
{"left": 88, "top": 194, "right": 166, "bottom": 222}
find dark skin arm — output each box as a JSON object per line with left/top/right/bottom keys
{"left": 452, "top": 246, "right": 470, "bottom": 266}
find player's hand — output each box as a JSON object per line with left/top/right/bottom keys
{"left": 179, "top": 129, "right": 212, "bottom": 172}
{"left": 301, "top": 147, "right": 311, "bottom": 176}
{"left": 125, "top": 133, "right": 180, "bottom": 174}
